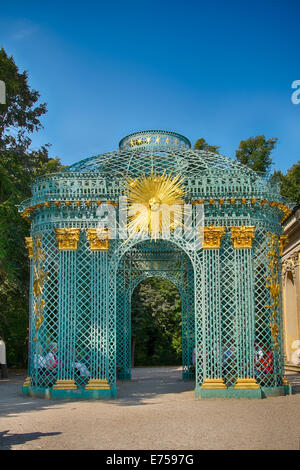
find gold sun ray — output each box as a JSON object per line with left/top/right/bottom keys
{"left": 123, "top": 170, "right": 187, "bottom": 242}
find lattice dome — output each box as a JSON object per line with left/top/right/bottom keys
{"left": 67, "top": 130, "right": 267, "bottom": 180}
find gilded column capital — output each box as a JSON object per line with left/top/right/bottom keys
{"left": 86, "top": 228, "right": 109, "bottom": 251}
{"left": 55, "top": 228, "right": 80, "bottom": 250}
{"left": 25, "top": 237, "right": 33, "bottom": 258}
{"left": 230, "top": 226, "right": 255, "bottom": 249}
{"left": 201, "top": 225, "right": 226, "bottom": 249}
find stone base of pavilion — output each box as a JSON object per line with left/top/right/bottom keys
{"left": 22, "top": 385, "right": 117, "bottom": 400}
{"left": 195, "top": 377, "right": 292, "bottom": 399}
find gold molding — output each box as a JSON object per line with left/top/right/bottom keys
{"left": 52, "top": 379, "right": 78, "bottom": 390}
{"left": 85, "top": 378, "right": 111, "bottom": 390}
{"left": 230, "top": 226, "right": 255, "bottom": 249}
{"left": 279, "top": 235, "right": 288, "bottom": 256}
{"left": 233, "top": 378, "right": 260, "bottom": 389}
{"left": 86, "top": 228, "right": 109, "bottom": 251}
{"left": 25, "top": 237, "right": 33, "bottom": 258}
{"left": 55, "top": 228, "right": 80, "bottom": 250}
{"left": 265, "top": 233, "right": 281, "bottom": 351}
{"left": 202, "top": 226, "right": 226, "bottom": 249}
{"left": 32, "top": 235, "right": 48, "bottom": 342}
{"left": 201, "top": 378, "right": 227, "bottom": 389}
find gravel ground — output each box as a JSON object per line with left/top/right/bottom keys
{"left": 0, "top": 367, "right": 300, "bottom": 450}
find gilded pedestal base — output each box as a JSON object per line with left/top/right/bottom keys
{"left": 233, "top": 378, "right": 260, "bottom": 389}
{"left": 23, "top": 376, "right": 31, "bottom": 387}
{"left": 52, "top": 379, "right": 78, "bottom": 390}
{"left": 201, "top": 378, "right": 227, "bottom": 389}
{"left": 85, "top": 378, "right": 110, "bottom": 390}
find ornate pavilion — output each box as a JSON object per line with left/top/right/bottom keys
{"left": 19, "top": 130, "right": 293, "bottom": 399}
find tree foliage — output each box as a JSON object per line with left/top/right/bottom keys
{"left": 131, "top": 278, "right": 182, "bottom": 366}
{"left": 272, "top": 161, "right": 300, "bottom": 204}
{"left": 194, "top": 138, "right": 220, "bottom": 154}
{"left": 0, "top": 48, "right": 65, "bottom": 367}
{"left": 235, "top": 135, "right": 278, "bottom": 173}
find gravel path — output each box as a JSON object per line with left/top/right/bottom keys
{"left": 0, "top": 367, "right": 300, "bottom": 450}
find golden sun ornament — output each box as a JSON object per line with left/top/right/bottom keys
{"left": 124, "top": 170, "right": 187, "bottom": 241}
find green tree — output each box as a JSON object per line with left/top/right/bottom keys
{"left": 272, "top": 161, "right": 300, "bottom": 203}
{"left": 131, "top": 278, "right": 182, "bottom": 366}
{"left": 235, "top": 135, "right": 278, "bottom": 173}
{"left": 194, "top": 138, "right": 220, "bottom": 153}
{"left": 0, "top": 48, "right": 65, "bottom": 367}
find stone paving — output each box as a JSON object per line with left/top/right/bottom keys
{"left": 0, "top": 367, "right": 300, "bottom": 450}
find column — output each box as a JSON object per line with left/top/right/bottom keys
{"left": 52, "top": 228, "right": 80, "bottom": 393}
{"left": 230, "top": 226, "right": 261, "bottom": 397}
{"left": 84, "top": 229, "right": 111, "bottom": 395}
{"left": 200, "top": 226, "right": 227, "bottom": 396}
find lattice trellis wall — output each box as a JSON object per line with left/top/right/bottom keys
{"left": 20, "top": 130, "right": 292, "bottom": 399}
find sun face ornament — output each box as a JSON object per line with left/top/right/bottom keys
{"left": 124, "top": 170, "right": 186, "bottom": 241}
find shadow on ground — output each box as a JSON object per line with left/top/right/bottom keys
{"left": 0, "top": 372, "right": 72, "bottom": 419}
{"left": 0, "top": 430, "right": 61, "bottom": 450}
{"left": 0, "top": 368, "right": 299, "bottom": 417}
{"left": 115, "top": 367, "right": 195, "bottom": 406}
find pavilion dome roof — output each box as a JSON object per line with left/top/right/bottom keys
{"left": 65, "top": 130, "right": 262, "bottom": 180}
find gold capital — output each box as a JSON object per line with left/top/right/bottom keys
{"left": 86, "top": 228, "right": 109, "bottom": 251}
{"left": 55, "top": 228, "right": 80, "bottom": 250}
{"left": 201, "top": 226, "right": 226, "bottom": 249}
{"left": 231, "top": 226, "right": 255, "bottom": 249}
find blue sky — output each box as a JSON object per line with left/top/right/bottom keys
{"left": 1, "top": 0, "right": 299, "bottom": 172}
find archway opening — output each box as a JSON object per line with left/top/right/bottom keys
{"left": 131, "top": 277, "right": 182, "bottom": 367}
{"left": 114, "top": 239, "right": 195, "bottom": 385}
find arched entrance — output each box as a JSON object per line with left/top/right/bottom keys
{"left": 131, "top": 277, "right": 183, "bottom": 369}
{"left": 114, "top": 240, "right": 195, "bottom": 383}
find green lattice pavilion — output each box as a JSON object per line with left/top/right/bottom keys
{"left": 19, "top": 130, "right": 292, "bottom": 399}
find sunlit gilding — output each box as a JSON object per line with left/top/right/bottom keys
{"left": 124, "top": 171, "right": 187, "bottom": 241}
